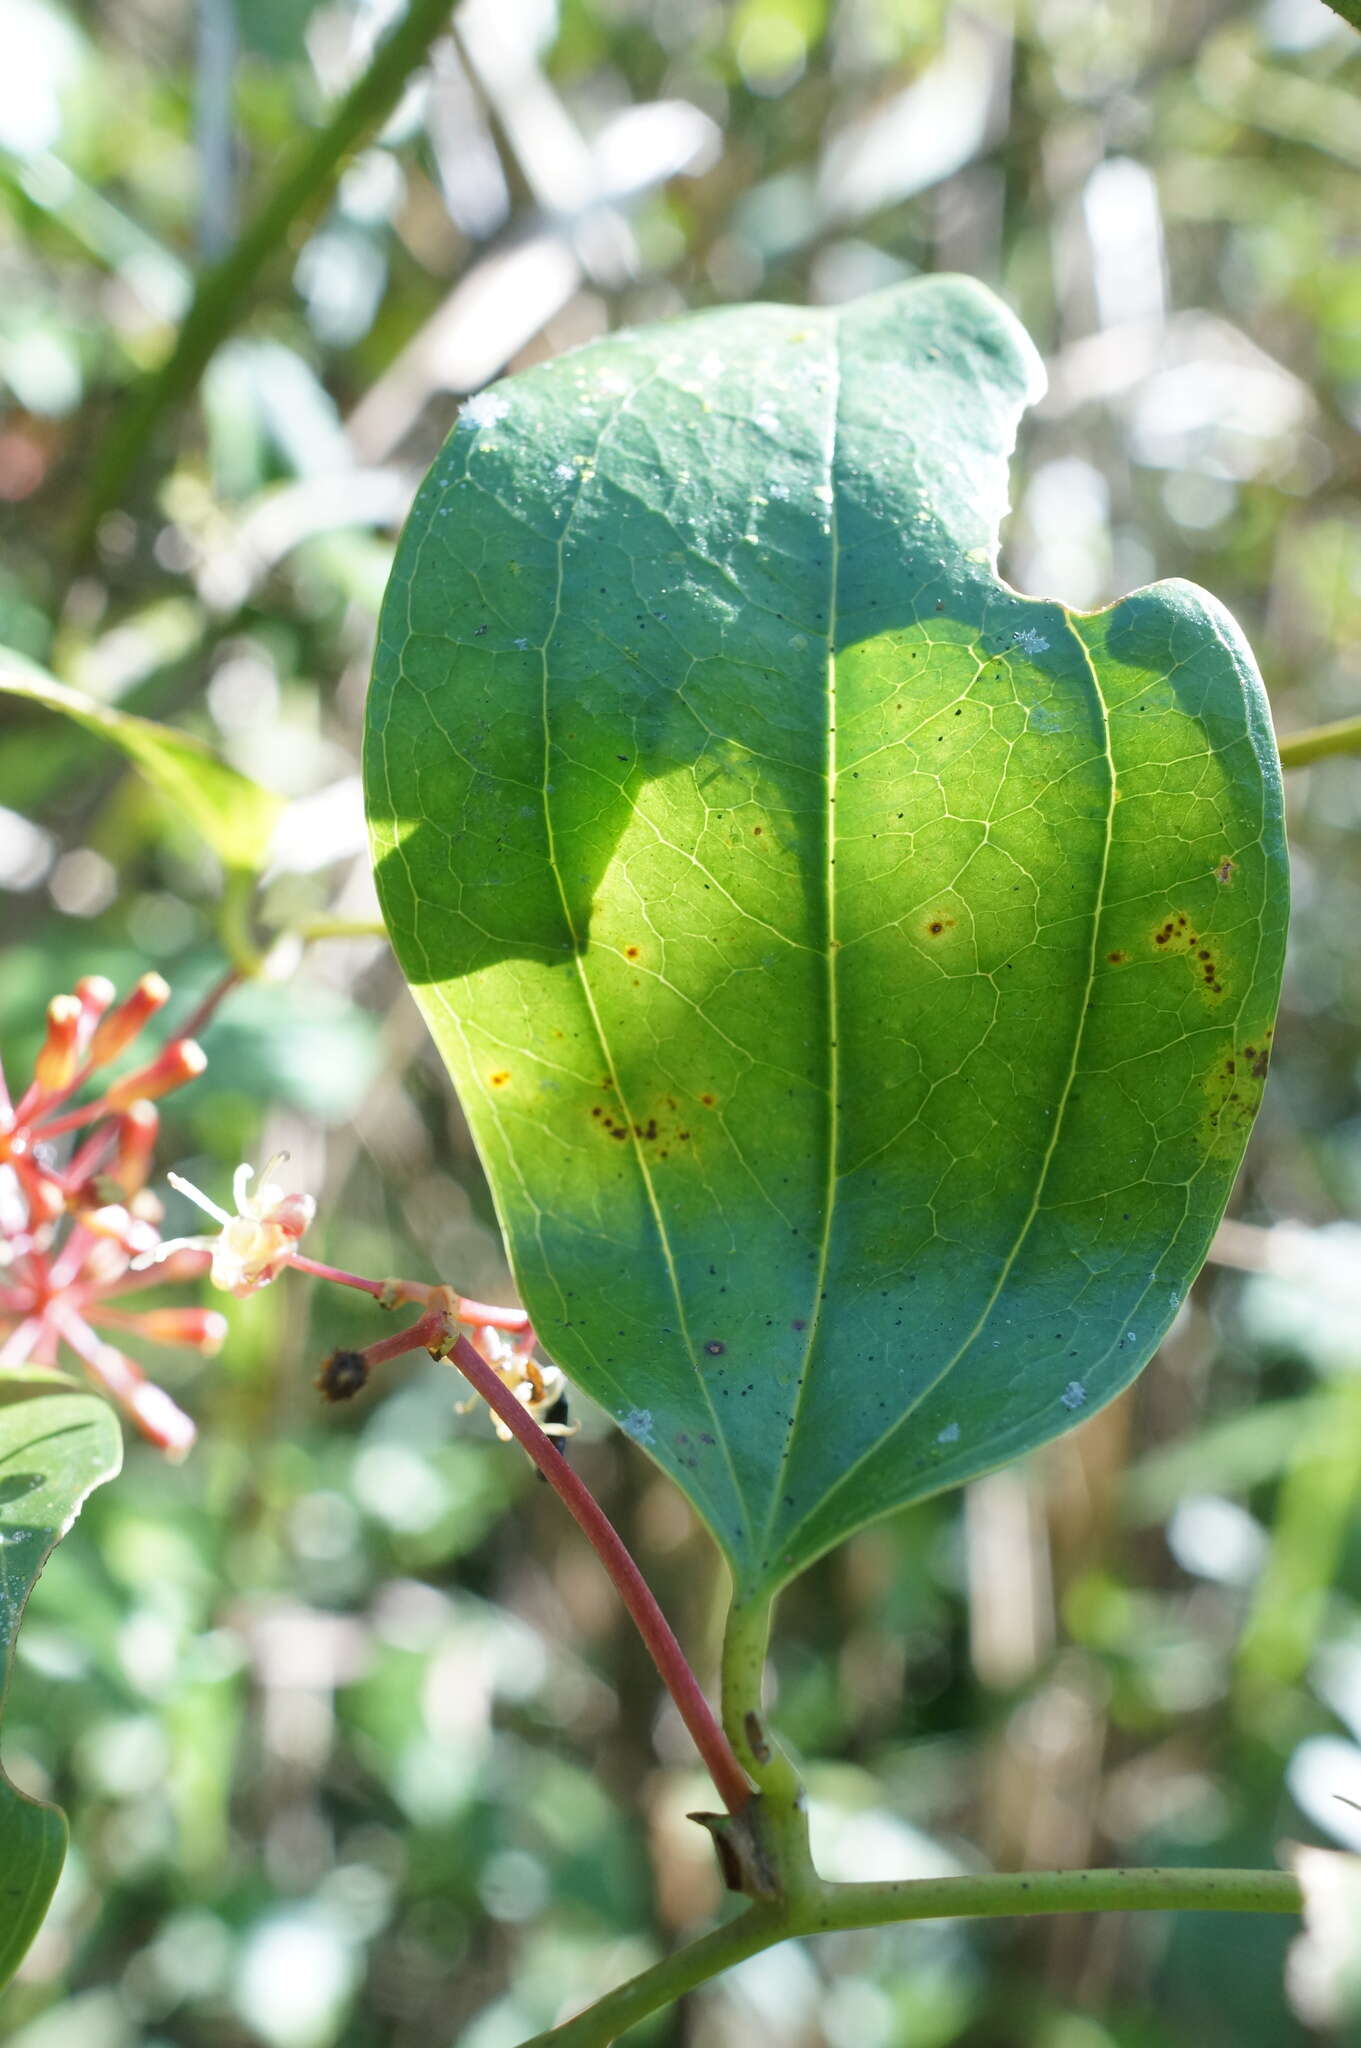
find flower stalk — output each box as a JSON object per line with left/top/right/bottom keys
{"left": 308, "top": 1297, "right": 752, "bottom": 1817}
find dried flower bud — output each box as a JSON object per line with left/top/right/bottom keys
{"left": 103, "top": 1038, "right": 206, "bottom": 1111}
{"left": 88, "top": 971, "right": 170, "bottom": 1066}
{"left": 317, "top": 1350, "right": 370, "bottom": 1402}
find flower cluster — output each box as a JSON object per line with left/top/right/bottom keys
{"left": 0, "top": 973, "right": 219, "bottom": 1455}
{"left": 2, "top": 971, "right": 574, "bottom": 1464}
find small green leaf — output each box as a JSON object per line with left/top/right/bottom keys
{"left": 0, "top": 648, "right": 280, "bottom": 872}
{"left": 365, "top": 278, "right": 1288, "bottom": 1597}
{"left": 0, "top": 1374, "right": 123, "bottom": 1989}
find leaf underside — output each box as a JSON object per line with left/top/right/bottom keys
{"left": 0, "top": 1377, "right": 123, "bottom": 1988}
{"left": 365, "top": 277, "right": 1288, "bottom": 1598}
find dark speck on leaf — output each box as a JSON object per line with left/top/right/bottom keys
{"left": 705, "top": 1340, "right": 726, "bottom": 1356}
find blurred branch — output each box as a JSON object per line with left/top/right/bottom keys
{"left": 72, "top": 0, "right": 455, "bottom": 567}
{"left": 527, "top": 1868, "right": 1304, "bottom": 2046}
{"left": 1277, "top": 713, "right": 1361, "bottom": 769}
{"left": 194, "top": 0, "right": 238, "bottom": 260}
{"left": 1236, "top": 1375, "right": 1361, "bottom": 1701}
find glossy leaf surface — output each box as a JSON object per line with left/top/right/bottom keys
{"left": 0, "top": 1374, "right": 122, "bottom": 1987}
{"left": 0, "top": 650, "right": 279, "bottom": 873}
{"left": 366, "top": 278, "right": 1287, "bottom": 1597}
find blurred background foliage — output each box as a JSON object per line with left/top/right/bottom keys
{"left": 1, "top": 0, "right": 1361, "bottom": 2041}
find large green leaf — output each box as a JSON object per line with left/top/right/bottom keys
{"left": 0, "top": 1373, "right": 123, "bottom": 1989}
{"left": 365, "top": 277, "right": 1288, "bottom": 1598}
{"left": 0, "top": 650, "right": 279, "bottom": 873}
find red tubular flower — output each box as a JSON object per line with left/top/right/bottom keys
{"left": 0, "top": 975, "right": 213, "bottom": 1456}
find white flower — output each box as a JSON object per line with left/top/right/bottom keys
{"left": 137, "top": 1155, "right": 315, "bottom": 1298}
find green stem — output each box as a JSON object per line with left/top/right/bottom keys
{"left": 523, "top": 1866, "right": 1302, "bottom": 2046}
{"left": 73, "top": 0, "right": 454, "bottom": 565}
{"left": 719, "top": 1594, "right": 803, "bottom": 1807}
{"left": 1277, "top": 712, "right": 1361, "bottom": 768}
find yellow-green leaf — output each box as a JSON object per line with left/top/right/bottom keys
{"left": 0, "top": 649, "right": 279, "bottom": 873}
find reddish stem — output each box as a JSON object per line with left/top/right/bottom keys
{"left": 449, "top": 1295, "right": 532, "bottom": 1332}
{"left": 289, "top": 1252, "right": 386, "bottom": 1298}
{"left": 288, "top": 1253, "right": 532, "bottom": 1333}
{"left": 62, "top": 1124, "right": 119, "bottom": 1190}
{"left": 382, "top": 1308, "right": 751, "bottom": 1814}
{"left": 0, "top": 1317, "right": 42, "bottom": 1367}
{"left": 29, "top": 1099, "right": 103, "bottom": 1141}
{"left": 176, "top": 968, "right": 243, "bottom": 1044}
{"left": 99, "top": 1246, "right": 212, "bottom": 1295}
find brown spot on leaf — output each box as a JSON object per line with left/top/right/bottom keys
{"left": 700, "top": 1093, "right": 716, "bottom": 1108}
{"left": 1217, "top": 859, "right": 1235, "bottom": 883}
{"left": 490, "top": 1072, "right": 510, "bottom": 1087}
{"left": 1107, "top": 951, "right": 1127, "bottom": 965}
{"left": 705, "top": 1340, "right": 726, "bottom": 1356}
{"left": 625, "top": 945, "right": 640, "bottom": 959}
{"left": 925, "top": 915, "right": 955, "bottom": 938}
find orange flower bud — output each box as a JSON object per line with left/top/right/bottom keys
{"left": 75, "top": 975, "right": 116, "bottom": 1029}
{"left": 113, "top": 1102, "right": 159, "bottom": 1194}
{"left": 122, "top": 1307, "right": 228, "bottom": 1353}
{"left": 79, "top": 1337, "right": 197, "bottom": 1458}
{"left": 84, "top": 1203, "right": 162, "bottom": 1257}
{"left": 88, "top": 972, "right": 170, "bottom": 1067}
{"left": 128, "top": 1381, "right": 197, "bottom": 1459}
{"left": 103, "top": 1038, "right": 206, "bottom": 1111}
{"left": 35, "top": 1177, "right": 66, "bottom": 1223}
{"left": 33, "top": 994, "right": 83, "bottom": 1091}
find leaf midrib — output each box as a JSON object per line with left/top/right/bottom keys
{"left": 767, "top": 601, "right": 1121, "bottom": 1565}
{"left": 755, "top": 313, "right": 845, "bottom": 1560}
